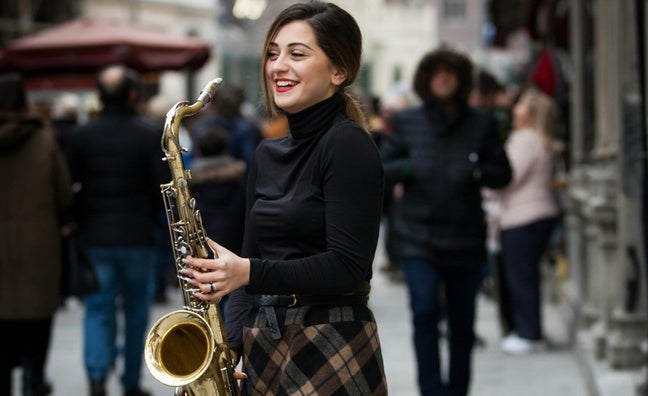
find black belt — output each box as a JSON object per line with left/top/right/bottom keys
{"left": 258, "top": 293, "right": 368, "bottom": 307}
{"left": 257, "top": 293, "right": 369, "bottom": 340}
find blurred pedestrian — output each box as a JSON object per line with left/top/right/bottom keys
{"left": 0, "top": 73, "right": 73, "bottom": 396}
{"left": 380, "top": 47, "right": 512, "bottom": 396}
{"left": 470, "top": 68, "right": 512, "bottom": 141}
{"left": 50, "top": 92, "right": 81, "bottom": 162}
{"left": 260, "top": 112, "right": 289, "bottom": 139}
{"left": 189, "top": 125, "right": 247, "bottom": 317}
{"left": 143, "top": 94, "right": 180, "bottom": 304}
{"left": 191, "top": 85, "right": 261, "bottom": 166}
{"left": 190, "top": 125, "right": 247, "bottom": 256}
{"left": 180, "top": 1, "right": 388, "bottom": 393}
{"left": 373, "top": 89, "right": 412, "bottom": 280}
{"left": 67, "top": 65, "right": 165, "bottom": 396}
{"left": 495, "top": 88, "right": 561, "bottom": 355}
{"left": 470, "top": 69, "right": 515, "bottom": 334}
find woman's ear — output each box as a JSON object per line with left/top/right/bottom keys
{"left": 331, "top": 69, "right": 347, "bottom": 87}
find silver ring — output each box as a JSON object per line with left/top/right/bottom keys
{"left": 209, "top": 281, "right": 215, "bottom": 293}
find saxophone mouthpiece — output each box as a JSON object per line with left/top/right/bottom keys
{"left": 197, "top": 78, "right": 223, "bottom": 105}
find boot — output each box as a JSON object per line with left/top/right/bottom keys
{"left": 123, "top": 386, "right": 151, "bottom": 396}
{"left": 90, "top": 379, "right": 106, "bottom": 396}
{"left": 21, "top": 364, "right": 52, "bottom": 396}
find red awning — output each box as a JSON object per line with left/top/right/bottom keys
{"left": 0, "top": 17, "right": 211, "bottom": 74}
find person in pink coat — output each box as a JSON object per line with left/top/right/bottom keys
{"left": 496, "top": 88, "right": 561, "bottom": 354}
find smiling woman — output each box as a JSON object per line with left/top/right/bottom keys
{"left": 179, "top": 1, "right": 388, "bottom": 395}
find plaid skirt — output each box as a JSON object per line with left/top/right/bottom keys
{"left": 240, "top": 304, "right": 388, "bottom": 395}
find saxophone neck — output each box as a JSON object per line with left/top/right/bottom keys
{"left": 161, "top": 78, "right": 223, "bottom": 157}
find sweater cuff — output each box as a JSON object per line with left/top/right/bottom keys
{"left": 245, "top": 257, "right": 263, "bottom": 293}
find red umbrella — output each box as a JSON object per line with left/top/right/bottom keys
{"left": 0, "top": 17, "right": 211, "bottom": 74}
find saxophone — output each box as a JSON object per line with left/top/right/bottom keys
{"left": 144, "top": 78, "right": 241, "bottom": 396}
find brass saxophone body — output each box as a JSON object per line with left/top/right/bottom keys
{"left": 144, "top": 78, "right": 240, "bottom": 396}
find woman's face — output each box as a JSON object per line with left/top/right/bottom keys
{"left": 512, "top": 98, "right": 532, "bottom": 129}
{"left": 265, "top": 20, "right": 345, "bottom": 114}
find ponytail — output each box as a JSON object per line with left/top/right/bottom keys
{"left": 341, "top": 89, "right": 369, "bottom": 132}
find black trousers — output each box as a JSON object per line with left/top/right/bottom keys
{"left": 0, "top": 318, "right": 53, "bottom": 396}
{"left": 500, "top": 217, "right": 557, "bottom": 340}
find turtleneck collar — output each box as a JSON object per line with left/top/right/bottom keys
{"left": 286, "top": 94, "right": 345, "bottom": 139}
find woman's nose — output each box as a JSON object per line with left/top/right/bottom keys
{"left": 269, "top": 54, "right": 289, "bottom": 73}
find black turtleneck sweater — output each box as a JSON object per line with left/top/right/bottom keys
{"left": 225, "top": 94, "right": 384, "bottom": 350}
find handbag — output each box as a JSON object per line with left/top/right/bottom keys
{"left": 60, "top": 234, "right": 100, "bottom": 298}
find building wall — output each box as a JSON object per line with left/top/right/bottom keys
{"left": 345, "top": 0, "right": 438, "bottom": 98}
{"left": 79, "top": 0, "right": 520, "bottom": 108}
{"left": 565, "top": 0, "right": 647, "bottom": 389}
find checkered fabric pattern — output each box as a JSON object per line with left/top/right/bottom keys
{"left": 240, "top": 305, "right": 388, "bottom": 395}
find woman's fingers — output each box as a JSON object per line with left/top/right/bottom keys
{"left": 206, "top": 237, "right": 220, "bottom": 253}
{"left": 178, "top": 239, "right": 246, "bottom": 301}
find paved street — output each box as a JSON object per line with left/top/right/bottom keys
{"left": 12, "top": 241, "right": 623, "bottom": 396}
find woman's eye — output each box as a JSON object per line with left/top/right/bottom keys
{"left": 267, "top": 51, "right": 279, "bottom": 60}
{"left": 291, "top": 51, "right": 305, "bottom": 58}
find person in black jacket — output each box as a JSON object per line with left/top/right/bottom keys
{"left": 380, "top": 47, "right": 512, "bottom": 396}
{"left": 67, "top": 65, "right": 165, "bottom": 396}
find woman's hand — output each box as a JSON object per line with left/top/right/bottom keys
{"left": 180, "top": 238, "right": 251, "bottom": 302}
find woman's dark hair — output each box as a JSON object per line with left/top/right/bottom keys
{"left": 261, "top": 0, "right": 367, "bottom": 129}
{"left": 413, "top": 47, "right": 474, "bottom": 105}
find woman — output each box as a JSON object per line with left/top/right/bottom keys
{"left": 182, "top": 1, "right": 388, "bottom": 394}
{"left": 497, "top": 88, "right": 560, "bottom": 354}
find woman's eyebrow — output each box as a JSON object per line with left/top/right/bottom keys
{"left": 269, "top": 41, "right": 314, "bottom": 51}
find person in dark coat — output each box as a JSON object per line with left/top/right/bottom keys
{"left": 67, "top": 65, "right": 165, "bottom": 396}
{"left": 191, "top": 85, "right": 261, "bottom": 166}
{"left": 189, "top": 125, "right": 247, "bottom": 318}
{"left": 190, "top": 125, "right": 247, "bottom": 256}
{"left": 380, "top": 47, "right": 512, "bottom": 396}
{"left": 0, "top": 73, "right": 73, "bottom": 396}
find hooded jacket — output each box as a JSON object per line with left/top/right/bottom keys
{"left": 381, "top": 47, "right": 512, "bottom": 266}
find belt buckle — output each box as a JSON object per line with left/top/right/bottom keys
{"left": 288, "top": 294, "right": 298, "bottom": 307}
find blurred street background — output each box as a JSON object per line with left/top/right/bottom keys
{"left": 2, "top": 1, "right": 647, "bottom": 395}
